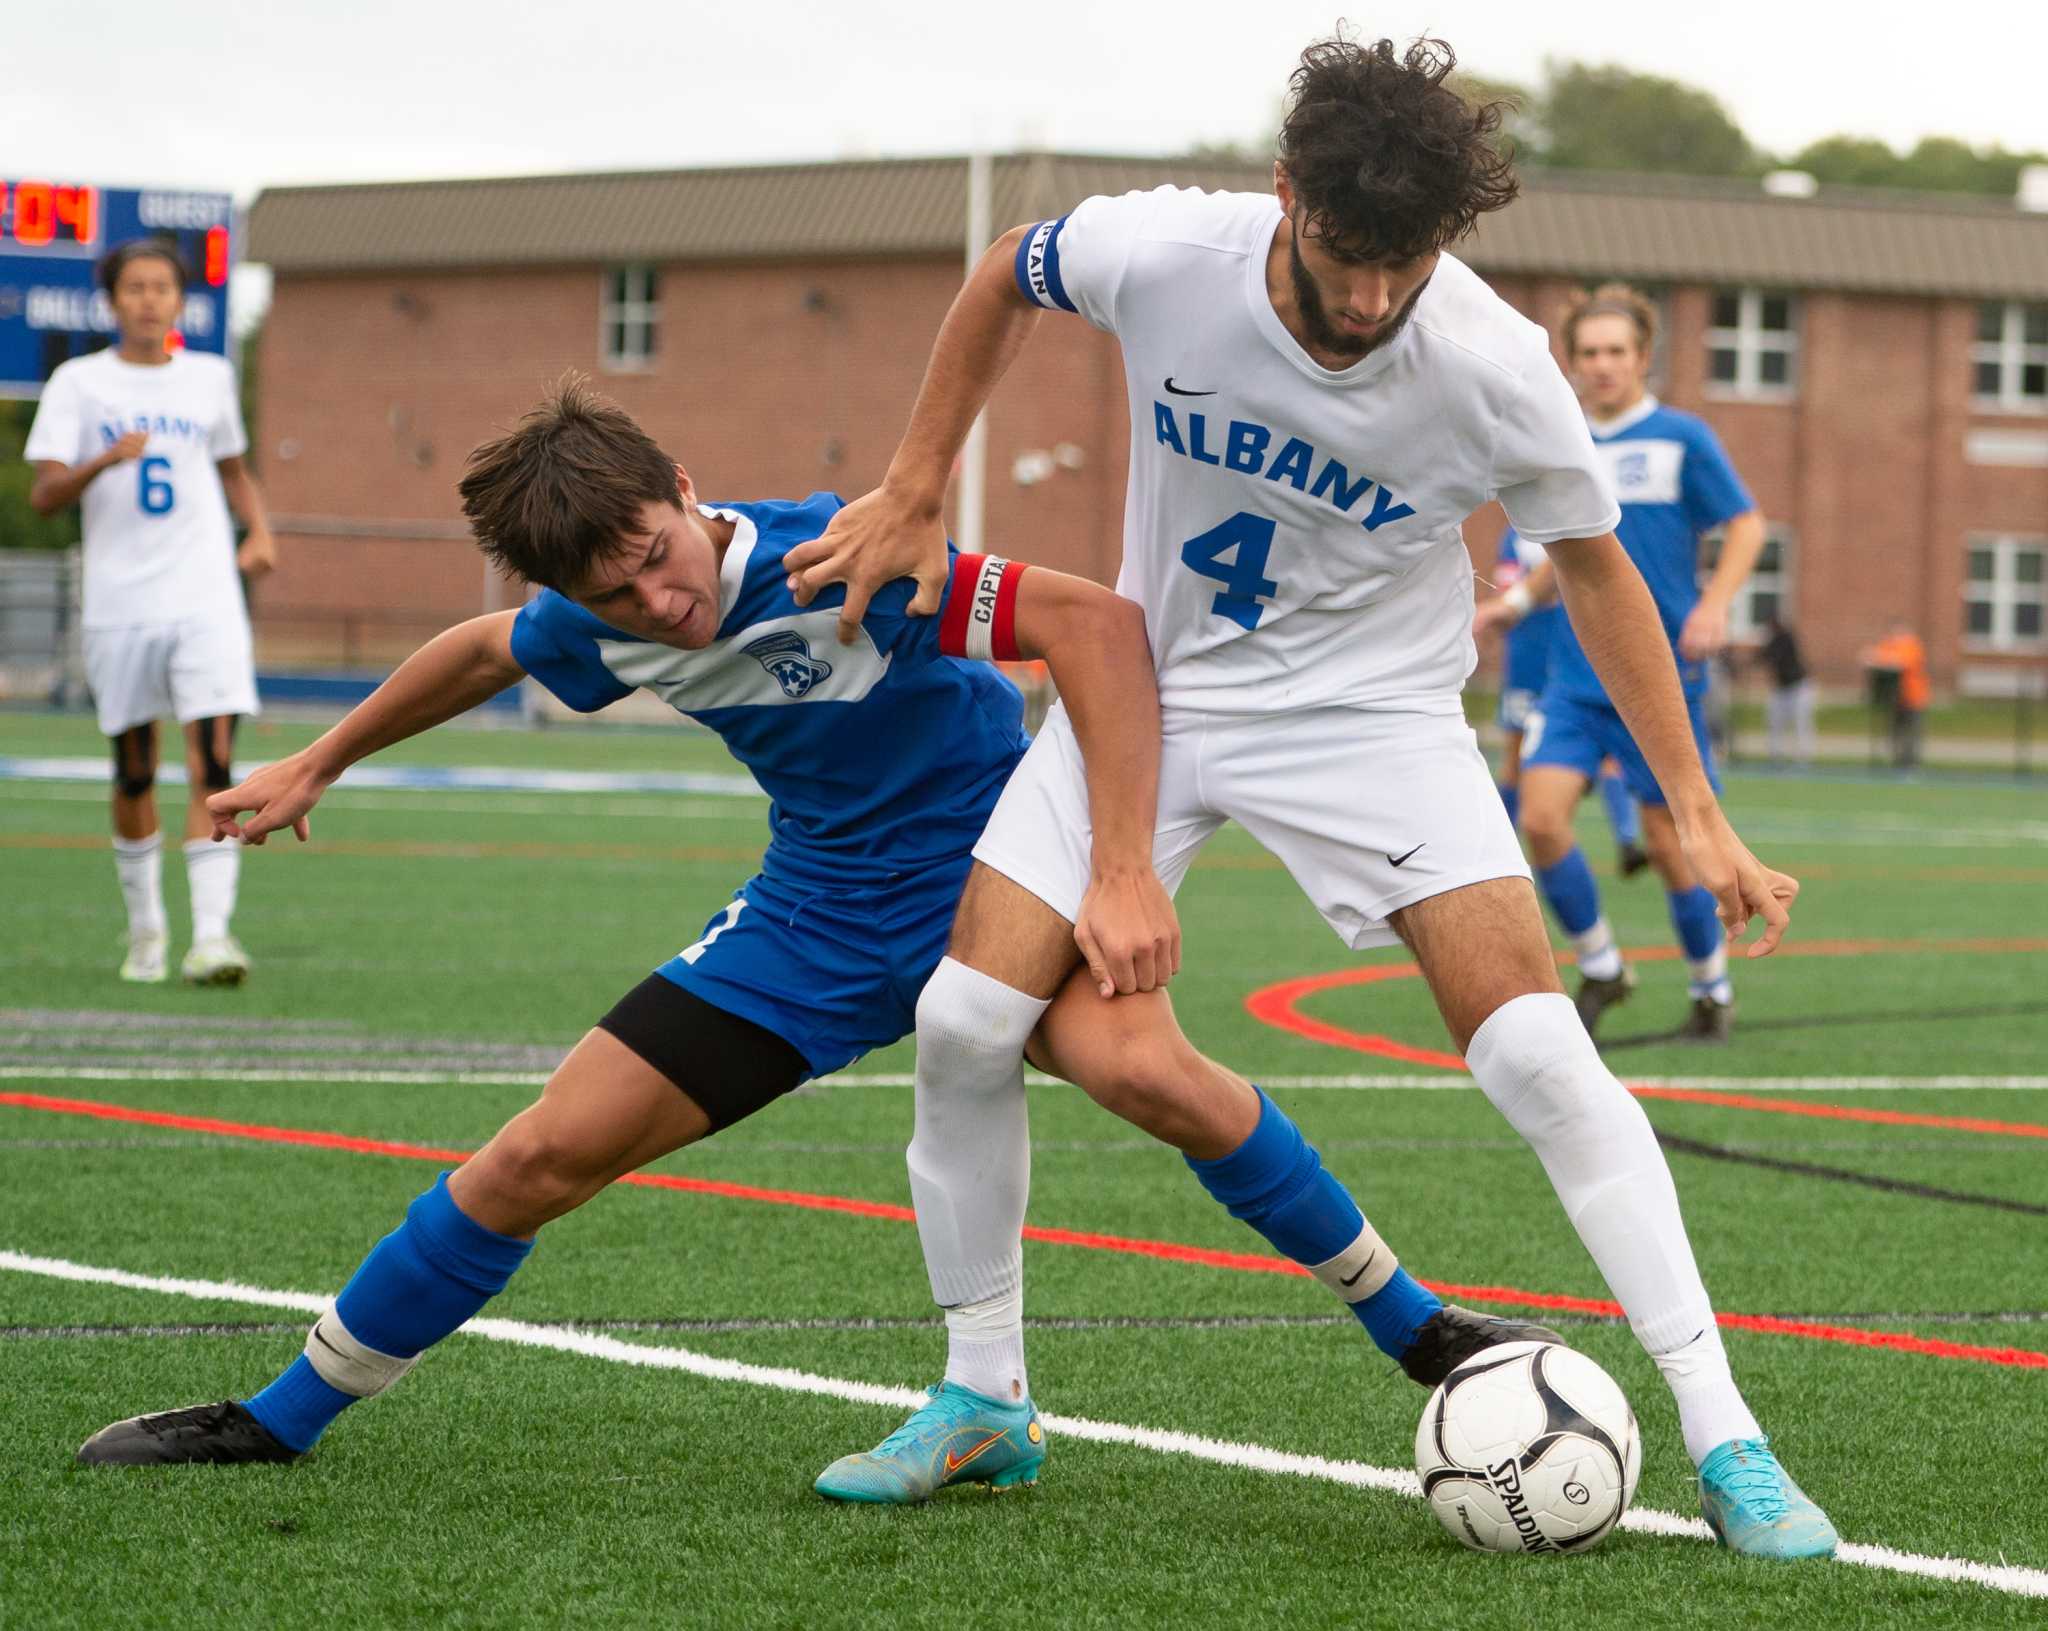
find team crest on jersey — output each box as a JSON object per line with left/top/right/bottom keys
{"left": 742, "top": 630, "right": 834, "bottom": 698}
{"left": 1615, "top": 449, "right": 1650, "bottom": 488}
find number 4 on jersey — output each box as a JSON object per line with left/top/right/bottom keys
{"left": 1179, "top": 511, "right": 1279, "bottom": 631}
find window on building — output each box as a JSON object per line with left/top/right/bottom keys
{"left": 1706, "top": 288, "right": 1798, "bottom": 399}
{"left": 1964, "top": 535, "right": 2047, "bottom": 651}
{"left": 601, "top": 265, "right": 659, "bottom": 372}
{"left": 1971, "top": 302, "right": 2048, "bottom": 412}
{"left": 1700, "top": 522, "right": 1792, "bottom": 640}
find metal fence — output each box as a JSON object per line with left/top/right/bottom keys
{"left": 0, "top": 550, "right": 85, "bottom": 706}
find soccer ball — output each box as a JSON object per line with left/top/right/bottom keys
{"left": 1413, "top": 1340, "right": 1641, "bottom": 1556}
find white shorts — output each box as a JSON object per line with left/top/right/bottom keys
{"left": 83, "top": 614, "right": 259, "bottom": 737}
{"left": 973, "top": 702, "right": 1530, "bottom": 951}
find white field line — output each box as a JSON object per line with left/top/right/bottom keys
{"left": 0, "top": 782, "right": 762, "bottom": 822}
{"left": 5, "top": 1065, "right": 2047, "bottom": 1093}
{"left": 0, "top": 757, "right": 766, "bottom": 800}
{"left": 4, "top": 1249, "right": 2043, "bottom": 1601}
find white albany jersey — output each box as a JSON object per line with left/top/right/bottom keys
{"left": 25, "top": 349, "right": 248, "bottom": 630}
{"left": 1015, "top": 188, "right": 1619, "bottom": 714}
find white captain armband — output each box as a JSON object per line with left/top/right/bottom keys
{"left": 938, "top": 553, "right": 1028, "bottom": 662}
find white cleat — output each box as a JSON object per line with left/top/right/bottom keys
{"left": 181, "top": 935, "right": 251, "bottom": 987}
{"left": 119, "top": 930, "right": 170, "bottom": 984}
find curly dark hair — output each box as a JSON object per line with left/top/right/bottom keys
{"left": 1277, "top": 33, "right": 1519, "bottom": 260}
{"left": 459, "top": 375, "right": 681, "bottom": 591}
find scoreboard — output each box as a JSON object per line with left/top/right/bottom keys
{"left": 0, "top": 182, "right": 234, "bottom": 399}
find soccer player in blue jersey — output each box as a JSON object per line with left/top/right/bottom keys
{"left": 1486, "top": 526, "right": 1647, "bottom": 875}
{"left": 68, "top": 378, "right": 1174, "bottom": 1467}
{"left": 1477, "top": 286, "right": 1766, "bottom": 1042}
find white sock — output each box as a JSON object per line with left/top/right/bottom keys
{"left": 943, "top": 1286, "right": 1028, "bottom": 1402}
{"left": 1654, "top": 1323, "right": 1762, "bottom": 1464}
{"left": 1573, "top": 919, "right": 1624, "bottom": 981}
{"left": 1466, "top": 992, "right": 1758, "bottom": 1467}
{"left": 183, "top": 837, "right": 240, "bottom": 943}
{"left": 906, "top": 957, "right": 1050, "bottom": 1384}
{"left": 112, "top": 833, "right": 167, "bottom": 938}
{"left": 1687, "top": 944, "right": 1732, "bottom": 1004}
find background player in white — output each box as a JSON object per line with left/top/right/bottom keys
{"left": 27, "top": 240, "right": 277, "bottom": 986}
{"left": 1475, "top": 286, "right": 1767, "bottom": 1042}
{"left": 790, "top": 35, "right": 1833, "bottom": 1556}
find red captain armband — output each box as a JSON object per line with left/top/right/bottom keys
{"left": 938, "top": 553, "right": 1028, "bottom": 662}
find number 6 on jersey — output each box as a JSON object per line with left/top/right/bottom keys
{"left": 1180, "top": 511, "right": 1279, "bottom": 631}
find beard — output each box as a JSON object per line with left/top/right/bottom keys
{"left": 1288, "top": 234, "right": 1432, "bottom": 362}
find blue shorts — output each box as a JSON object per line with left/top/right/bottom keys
{"left": 1522, "top": 689, "right": 1720, "bottom": 806}
{"left": 655, "top": 858, "right": 969, "bottom": 1077}
{"left": 1497, "top": 686, "right": 1539, "bottom": 733}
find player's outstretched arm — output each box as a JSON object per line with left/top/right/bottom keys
{"left": 784, "top": 225, "right": 1043, "bottom": 643}
{"left": 1004, "top": 568, "right": 1178, "bottom": 998}
{"left": 210, "top": 612, "right": 526, "bottom": 845}
{"left": 1547, "top": 532, "right": 1797, "bottom": 956}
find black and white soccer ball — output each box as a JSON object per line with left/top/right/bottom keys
{"left": 1414, "top": 1340, "right": 1641, "bottom": 1555}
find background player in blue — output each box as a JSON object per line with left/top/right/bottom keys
{"left": 1486, "top": 525, "right": 1647, "bottom": 874}
{"left": 1479, "top": 286, "right": 1766, "bottom": 1042}
{"left": 71, "top": 378, "right": 1178, "bottom": 1468}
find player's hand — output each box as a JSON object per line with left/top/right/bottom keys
{"left": 237, "top": 529, "right": 279, "bottom": 578}
{"left": 207, "top": 750, "right": 332, "bottom": 846}
{"left": 780, "top": 483, "right": 950, "bottom": 646}
{"left": 1673, "top": 802, "right": 1798, "bottom": 957}
{"left": 1472, "top": 599, "right": 1517, "bottom": 641}
{"left": 100, "top": 430, "right": 151, "bottom": 468}
{"left": 1073, "top": 867, "right": 1181, "bottom": 998}
{"left": 1678, "top": 599, "right": 1729, "bottom": 661}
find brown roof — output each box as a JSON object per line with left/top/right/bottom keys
{"left": 249, "top": 153, "right": 2048, "bottom": 301}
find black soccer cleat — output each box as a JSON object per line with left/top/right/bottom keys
{"left": 1678, "top": 997, "right": 1735, "bottom": 1044}
{"left": 1573, "top": 964, "right": 1636, "bottom": 1039}
{"left": 76, "top": 1400, "right": 298, "bottom": 1466}
{"left": 1399, "top": 1304, "right": 1567, "bottom": 1388}
{"left": 1617, "top": 842, "right": 1652, "bottom": 879}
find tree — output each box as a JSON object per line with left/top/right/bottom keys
{"left": 1789, "top": 134, "right": 1903, "bottom": 188}
{"left": 1535, "top": 61, "right": 1754, "bottom": 177}
{"left": 0, "top": 401, "right": 78, "bottom": 551}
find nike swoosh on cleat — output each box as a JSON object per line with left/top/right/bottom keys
{"left": 1163, "top": 378, "right": 1217, "bottom": 396}
{"left": 1339, "top": 1249, "right": 1378, "bottom": 1288}
{"left": 1388, "top": 844, "right": 1427, "bottom": 867}
{"left": 943, "top": 1430, "right": 1011, "bottom": 1475}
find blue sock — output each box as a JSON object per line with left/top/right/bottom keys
{"left": 1599, "top": 772, "right": 1640, "bottom": 847}
{"left": 1534, "top": 847, "right": 1604, "bottom": 937}
{"left": 244, "top": 1174, "right": 533, "bottom": 1451}
{"left": 1497, "top": 781, "right": 1521, "bottom": 829}
{"left": 1186, "top": 1088, "right": 1441, "bottom": 1360}
{"left": 1668, "top": 887, "right": 1732, "bottom": 1000}
{"left": 1668, "top": 887, "right": 1722, "bottom": 962}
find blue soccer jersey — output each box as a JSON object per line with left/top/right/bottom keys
{"left": 1496, "top": 528, "right": 1563, "bottom": 704}
{"left": 511, "top": 494, "right": 1028, "bottom": 890}
{"left": 508, "top": 495, "right": 1034, "bottom": 1073}
{"left": 1543, "top": 398, "right": 1752, "bottom": 704}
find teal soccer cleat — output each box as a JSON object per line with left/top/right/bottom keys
{"left": 815, "top": 1382, "right": 1044, "bottom": 1504}
{"left": 1698, "top": 1436, "right": 1838, "bottom": 1559}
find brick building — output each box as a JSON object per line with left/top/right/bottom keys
{"left": 247, "top": 156, "right": 2048, "bottom": 696}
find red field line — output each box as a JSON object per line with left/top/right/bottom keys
{"left": 4, "top": 1089, "right": 2043, "bottom": 1372}
{"left": 1244, "top": 936, "right": 2048, "bottom": 1139}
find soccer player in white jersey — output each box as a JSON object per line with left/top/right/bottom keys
{"left": 790, "top": 36, "right": 1835, "bottom": 1556}
{"left": 26, "top": 240, "right": 278, "bottom": 986}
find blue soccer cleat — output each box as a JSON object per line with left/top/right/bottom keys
{"left": 1698, "top": 1436, "right": 1838, "bottom": 1559}
{"left": 815, "top": 1382, "right": 1044, "bottom": 1504}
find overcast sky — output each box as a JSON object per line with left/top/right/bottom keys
{"left": 11, "top": 0, "right": 2046, "bottom": 203}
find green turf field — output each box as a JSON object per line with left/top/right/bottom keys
{"left": 3, "top": 708, "right": 2044, "bottom": 1626}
